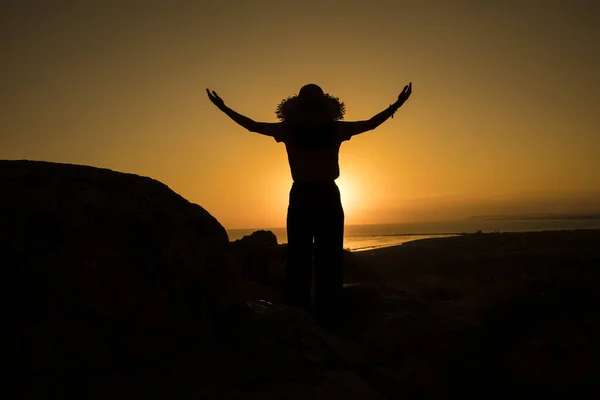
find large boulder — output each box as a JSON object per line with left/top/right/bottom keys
{"left": 0, "top": 160, "right": 241, "bottom": 371}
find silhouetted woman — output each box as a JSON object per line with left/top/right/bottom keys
{"left": 206, "top": 82, "right": 412, "bottom": 325}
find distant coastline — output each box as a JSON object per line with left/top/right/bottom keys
{"left": 227, "top": 213, "right": 600, "bottom": 252}
{"left": 467, "top": 212, "right": 600, "bottom": 221}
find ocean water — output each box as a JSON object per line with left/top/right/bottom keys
{"left": 226, "top": 215, "right": 600, "bottom": 252}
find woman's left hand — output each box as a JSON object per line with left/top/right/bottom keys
{"left": 397, "top": 82, "right": 412, "bottom": 105}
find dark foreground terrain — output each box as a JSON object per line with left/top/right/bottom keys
{"left": 3, "top": 160, "right": 600, "bottom": 399}
{"left": 241, "top": 229, "right": 600, "bottom": 398}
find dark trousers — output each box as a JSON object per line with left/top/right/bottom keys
{"left": 283, "top": 181, "right": 344, "bottom": 319}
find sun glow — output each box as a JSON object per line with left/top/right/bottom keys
{"left": 336, "top": 175, "right": 360, "bottom": 218}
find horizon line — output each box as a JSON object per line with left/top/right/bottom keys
{"left": 225, "top": 211, "right": 600, "bottom": 231}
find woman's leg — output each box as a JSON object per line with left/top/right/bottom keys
{"left": 283, "top": 185, "right": 313, "bottom": 310}
{"left": 313, "top": 184, "right": 344, "bottom": 323}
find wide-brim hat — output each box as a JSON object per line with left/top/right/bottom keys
{"left": 275, "top": 84, "right": 345, "bottom": 122}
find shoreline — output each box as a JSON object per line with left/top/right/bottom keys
{"left": 348, "top": 233, "right": 459, "bottom": 252}
{"left": 350, "top": 227, "right": 600, "bottom": 254}
{"left": 229, "top": 223, "right": 600, "bottom": 252}
{"left": 230, "top": 227, "right": 600, "bottom": 254}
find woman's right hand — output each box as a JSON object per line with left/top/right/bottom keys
{"left": 206, "top": 89, "right": 226, "bottom": 110}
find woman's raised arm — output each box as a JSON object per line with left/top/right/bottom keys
{"left": 206, "top": 89, "right": 283, "bottom": 137}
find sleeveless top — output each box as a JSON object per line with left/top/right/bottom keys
{"left": 273, "top": 121, "right": 352, "bottom": 183}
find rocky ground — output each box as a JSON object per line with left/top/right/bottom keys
{"left": 238, "top": 229, "right": 600, "bottom": 398}
{"left": 4, "top": 160, "right": 600, "bottom": 399}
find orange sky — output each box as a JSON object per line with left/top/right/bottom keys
{"left": 2, "top": 0, "right": 599, "bottom": 229}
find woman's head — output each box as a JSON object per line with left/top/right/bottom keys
{"left": 299, "top": 83, "right": 324, "bottom": 99}
{"left": 276, "top": 84, "right": 345, "bottom": 123}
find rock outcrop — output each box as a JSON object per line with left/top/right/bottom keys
{"left": 2, "top": 160, "right": 390, "bottom": 399}
{"left": 233, "top": 229, "right": 278, "bottom": 248}
{"left": 232, "top": 230, "right": 286, "bottom": 285}
{"left": 1, "top": 160, "right": 241, "bottom": 371}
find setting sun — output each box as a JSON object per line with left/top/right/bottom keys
{"left": 2, "top": 0, "right": 599, "bottom": 231}
{"left": 336, "top": 174, "right": 359, "bottom": 218}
